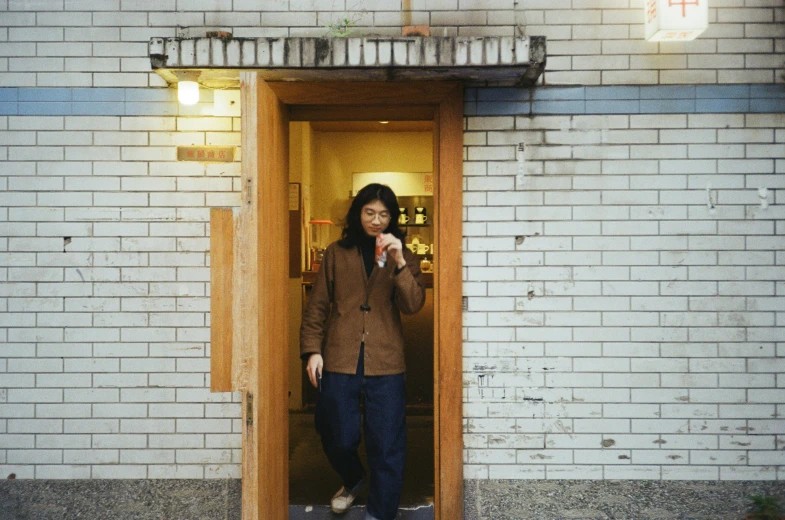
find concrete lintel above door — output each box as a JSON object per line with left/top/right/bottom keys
{"left": 149, "top": 35, "right": 546, "bottom": 88}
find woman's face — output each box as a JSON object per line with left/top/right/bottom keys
{"left": 360, "top": 199, "right": 391, "bottom": 237}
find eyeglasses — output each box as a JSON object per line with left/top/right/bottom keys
{"left": 362, "top": 209, "right": 391, "bottom": 222}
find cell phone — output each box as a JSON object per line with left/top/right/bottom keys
{"left": 316, "top": 368, "right": 322, "bottom": 392}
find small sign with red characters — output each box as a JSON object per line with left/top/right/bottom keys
{"left": 177, "top": 146, "right": 236, "bottom": 163}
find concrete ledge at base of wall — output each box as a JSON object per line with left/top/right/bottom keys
{"left": 0, "top": 479, "right": 240, "bottom": 520}
{"left": 464, "top": 479, "right": 785, "bottom": 520}
{"left": 0, "top": 480, "right": 436, "bottom": 520}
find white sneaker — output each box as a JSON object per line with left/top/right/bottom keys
{"left": 330, "top": 486, "right": 357, "bottom": 514}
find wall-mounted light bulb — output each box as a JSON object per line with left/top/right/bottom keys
{"left": 178, "top": 80, "right": 200, "bottom": 105}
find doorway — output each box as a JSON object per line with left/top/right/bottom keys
{"left": 286, "top": 120, "right": 436, "bottom": 508}
{"left": 234, "top": 77, "right": 463, "bottom": 520}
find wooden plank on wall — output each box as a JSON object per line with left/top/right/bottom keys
{"left": 436, "top": 84, "right": 464, "bottom": 520}
{"left": 210, "top": 207, "right": 234, "bottom": 393}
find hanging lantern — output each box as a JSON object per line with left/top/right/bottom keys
{"left": 645, "top": 0, "right": 708, "bottom": 41}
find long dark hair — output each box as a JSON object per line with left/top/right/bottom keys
{"left": 338, "top": 183, "right": 406, "bottom": 248}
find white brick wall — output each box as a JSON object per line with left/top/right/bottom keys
{"left": 4, "top": 105, "right": 780, "bottom": 481}
{"left": 0, "top": 111, "right": 242, "bottom": 479}
{"left": 1, "top": 1, "right": 784, "bottom": 482}
{"left": 462, "top": 111, "right": 784, "bottom": 480}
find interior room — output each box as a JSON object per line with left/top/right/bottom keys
{"left": 287, "top": 120, "right": 436, "bottom": 507}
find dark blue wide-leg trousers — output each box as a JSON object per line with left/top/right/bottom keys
{"left": 315, "top": 346, "right": 406, "bottom": 520}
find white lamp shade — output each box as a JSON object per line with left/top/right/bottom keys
{"left": 178, "top": 80, "right": 200, "bottom": 105}
{"left": 645, "top": 0, "right": 708, "bottom": 41}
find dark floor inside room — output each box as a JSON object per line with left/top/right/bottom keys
{"left": 289, "top": 412, "right": 435, "bottom": 508}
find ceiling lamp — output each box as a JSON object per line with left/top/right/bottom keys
{"left": 645, "top": 0, "right": 708, "bottom": 41}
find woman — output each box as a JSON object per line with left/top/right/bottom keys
{"left": 300, "top": 183, "right": 426, "bottom": 520}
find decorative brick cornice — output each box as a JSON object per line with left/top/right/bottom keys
{"left": 149, "top": 36, "right": 546, "bottom": 86}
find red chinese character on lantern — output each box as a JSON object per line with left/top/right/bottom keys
{"left": 197, "top": 150, "right": 205, "bottom": 159}
{"left": 208, "top": 151, "right": 215, "bottom": 159}
{"left": 668, "top": 0, "right": 698, "bottom": 17}
{"left": 647, "top": 0, "right": 657, "bottom": 22}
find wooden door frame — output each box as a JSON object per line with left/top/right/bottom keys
{"left": 240, "top": 75, "right": 463, "bottom": 520}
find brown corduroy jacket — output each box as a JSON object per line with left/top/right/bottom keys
{"left": 300, "top": 241, "right": 426, "bottom": 376}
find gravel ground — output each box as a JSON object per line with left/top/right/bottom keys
{"left": 2, "top": 479, "right": 783, "bottom": 519}
{"left": 464, "top": 479, "right": 785, "bottom": 520}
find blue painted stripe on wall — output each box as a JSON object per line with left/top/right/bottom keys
{"left": 532, "top": 100, "right": 585, "bottom": 114}
{"left": 586, "top": 100, "right": 640, "bottom": 114}
{"left": 750, "top": 85, "right": 785, "bottom": 98}
{"left": 72, "top": 88, "right": 126, "bottom": 102}
{"left": 585, "top": 86, "right": 640, "bottom": 100}
{"left": 466, "top": 84, "right": 785, "bottom": 116}
{"left": 477, "top": 88, "right": 530, "bottom": 102}
{"left": 18, "top": 102, "right": 73, "bottom": 116}
{"left": 696, "top": 98, "right": 750, "bottom": 113}
{"left": 696, "top": 85, "right": 750, "bottom": 99}
{"left": 476, "top": 101, "right": 529, "bottom": 115}
{"left": 532, "top": 87, "right": 585, "bottom": 101}
{"left": 1, "top": 86, "right": 783, "bottom": 117}
{"left": 751, "top": 99, "right": 785, "bottom": 112}
{"left": 639, "top": 85, "right": 697, "bottom": 99}
{"left": 640, "top": 99, "right": 696, "bottom": 113}
{"left": 18, "top": 88, "right": 72, "bottom": 102}
{"left": 71, "top": 102, "right": 125, "bottom": 116}
{"left": 0, "top": 88, "right": 18, "bottom": 102}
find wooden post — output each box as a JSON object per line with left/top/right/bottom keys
{"left": 255, "top": 76, "right": 290, "bottom": 520}
{"left": 237, "top": 71, "right": 262, "bottom": 520}
{"left": 434, "top": 84, "right": 464, "bottom": 520}
{"left": 236, "top": 72, "right": 290, "bottom": 520}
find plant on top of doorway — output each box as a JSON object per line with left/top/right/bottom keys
{"left": 324, "top": 1, "right": 366, "bottom": 38}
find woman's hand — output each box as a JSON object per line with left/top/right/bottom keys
{"left": 306, "top": 353, "right": 323, "bottom": 388}
{"left": 378, "top": 233, "right": 406, "bottom": 269}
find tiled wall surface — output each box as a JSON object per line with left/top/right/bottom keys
{"left": 1, "top": 88, "right": 783, "bottom": 479}
{"left": 460, "top": 108, "right": 784, "bottom": 481}
{"left": 0, "top": 94, "right": 244, "bottom": 479}
{"left": 0, "top": 1, "right": 783, "bottom": 86}
{"left": 0, "top": 2, "right": 784, "bottom": 482}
